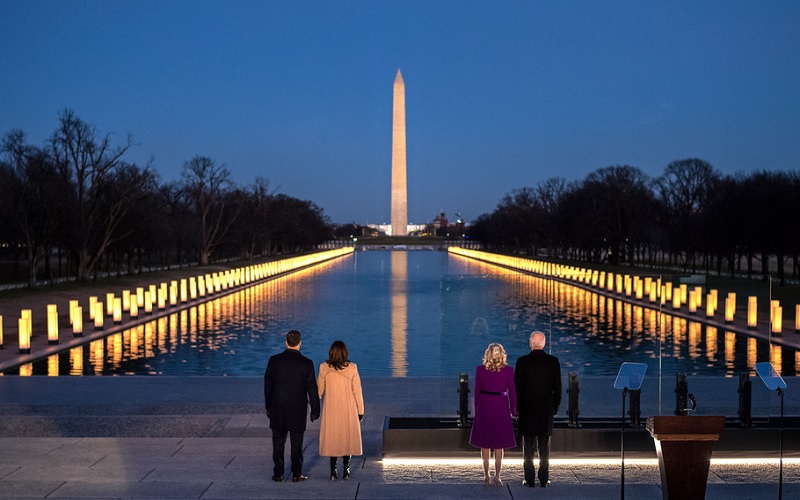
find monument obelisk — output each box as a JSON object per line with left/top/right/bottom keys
{"left": 391, "top": 69, "right": 408, "bottom": 236}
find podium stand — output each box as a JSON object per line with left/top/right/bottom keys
{"left": 646, "top": 416, "right": 725, "bottom": 500}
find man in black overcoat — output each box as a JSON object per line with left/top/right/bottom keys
{"left": 264, "top": 330, "right": 320, "bottom": 482}
{"left": 514, "top": 331, "right": 561, "bottom": 488}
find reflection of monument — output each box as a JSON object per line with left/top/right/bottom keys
{"left": 391, "top": 251, "right": 408, "bottom": 376}
{"left": 391, "top": 69, "right": 408, "bottom": 236}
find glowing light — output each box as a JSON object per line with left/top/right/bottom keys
{"left": 94, "top": 302, "right": 104, "bottom": 330}
{"left": 136, "top": 287, "right": 145, "bottom": 308}
{"left": 772, "top": 306, "right": 782, "bottom": 334}
{"left": 73, "top": 306, "right": 83, "bottom": 336}
{"left": 47, "top": 304, "right": 59, "bottom": 344}
{"left": 113, "top": 298, "right": 123, "bottom": 323}
{"left": 88, "top": 296, "right": 97, "bottom": 320}
{"left": 747, "top": 296, "right": 757, "bottom": 328}
{"left": 725, "top": 293, "right": 736, "bottom": 322}
{"left": 106, "top": 293, "right": 115, "bottom": 316}
{"left": 144, "top": 291, "right": 153, "bottom": 314}
{"left": 18, "top": 316, "right": 30, "bottom": 353}
{"left": 122, "top": 290, "right": 131, "bottom": 311}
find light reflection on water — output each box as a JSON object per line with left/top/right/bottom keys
{"left": 14, "top": 250, "right": 800, "bottom": 377}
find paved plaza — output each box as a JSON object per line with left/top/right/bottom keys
{"left": 1, "top": 376, "right": 799, "bottom": 499}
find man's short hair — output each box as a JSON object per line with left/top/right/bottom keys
{"left": 286, "top": 330, "right": 301, "bottom": 347}
{"left": 530, "top": 331, "right": 546, "bottom": 350}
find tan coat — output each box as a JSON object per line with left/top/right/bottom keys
{"left": 317, "top": 362, "right": 364, "bottom": 457}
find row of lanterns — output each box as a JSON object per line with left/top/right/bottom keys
{"left": 448, "top": 247, "right": 798, "bottom": 334}
{"left": 1, "top": 247, "right": 354, "bottom": 354}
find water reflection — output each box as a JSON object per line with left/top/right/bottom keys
{"left": 391, "top": 251, "right": 408, "bottom": 376}
{"left": 10, "top": 251, "right": 799, "bottom": 377}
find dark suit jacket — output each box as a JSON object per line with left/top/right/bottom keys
{"left": 514, "top": 349, "right": 562, "bottom": 437}
{"left": 264, "top": 348, "right": 321, "bottom": 433}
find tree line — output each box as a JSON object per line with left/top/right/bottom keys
{"left": 468, "top": 160, "right": 800, "bottom": 285}
{"left": 0, "top": 110, "right": 331, "bottom": 288}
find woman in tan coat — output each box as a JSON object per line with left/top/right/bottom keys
{"left": 318, "top": 340, "right": 364, "bottom": 480}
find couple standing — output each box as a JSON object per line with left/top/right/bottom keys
{"left": 469, "top": 331, "right": 562, "bottom": 488}
{"left": 263, "top": 330, "right": 364, "bottom": 482}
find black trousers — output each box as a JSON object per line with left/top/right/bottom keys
{"left": 522, "top": 433, "right": 551, "bottom": 485}
{"left": 272, "top": 429, "right": 304, "bottom": 477}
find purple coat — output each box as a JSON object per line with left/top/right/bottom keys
{"left": 469, "top": 364, "right": 518, "bottom": 449}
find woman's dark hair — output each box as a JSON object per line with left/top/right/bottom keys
{"left": 326, "top": 340, "right": 350, "bottom": 370}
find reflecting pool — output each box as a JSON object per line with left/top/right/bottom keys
{"left": 11, "top": 250, "right": 800, "bottom": 377}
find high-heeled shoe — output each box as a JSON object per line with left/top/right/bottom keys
{"left": 330, "top": 457, "right": 338, "bottom": 481}
{"left": 342, "top": 455, "right": 351, "bottom": 480}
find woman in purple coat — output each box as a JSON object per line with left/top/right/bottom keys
{"left": 469, "top": 343, "right": 518, "bottom": 486}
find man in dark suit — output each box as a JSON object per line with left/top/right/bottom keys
{"left": 264, "top": 330, "right": 321, "bottom": 482}
{"left": 514, "top": 331, "right": 561, "bottom": 488}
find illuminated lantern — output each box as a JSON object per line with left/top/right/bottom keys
{"left": 694, "top": 286, "right": 703, "bottom": 308}
{"left": 599, "top": 272, "right": 606, "bottom": 289}
{"left": 180, "top": 279, "right": 188, "bottom": 303}
{"left": 649, "top": 284, "right": 657, "bottom": 303}
{"left": 130, "top": 300, "right": 138, "bottom": 318}
{"left": 148, "top": 285, "right": 157, "bottom": 303}
{"left": 688, "top": 290, "right": 697, "bottom": 313}
{"left": 106, "top": 293, "right": 115, "bottom": 316}
{"left": 198, "top": 276, "right": 206, "bottom": 297}
{"left": 144, "top": 291, "right": 153, "bottom": 314}
{"left": 706, "top": 294, "right": 715, "bottom": 318}
{"left": 136, "top": 287, "right": 145, "bottom": 308}
{"left": 169, "top": 281, "right": 178, "bottom": 306}
{"left": 770, "top": 300, "right": 779, "bottom": 326}
{"left": 644, "top": 277, "right": 652, "bottom": 296}
{"left": 725, "top": 293, "right": 736, "bottom": 322}
{"left": 635, "top": 278, "right": 643, "bottom": 300}
{"left": 747, "top": 297, "right": 757, "bottom": 329}
{"left": 47, "top": 304, "right": 59, "bottom": 344}
{"left": 94, "top": 302, "right": 104, "bottom": 330}
{"left": 672, "top": 290, "right": 682, "bottom": 310}
{"left": 69, "top": 300, "right": 79, "bottom": 326}
{"left": 113, "top": 298, "right": 123, "bottom": 324}
{"left": 189, "top": 277, "right": 197, "bottom": 300}
{"left": 607, "top": 273, "right": 614, "bottom": 291}
{"left": 18, "top": 316, "right": 31, "bottom": 353}
{"left": 665, "top": 282, "right": 673, "bottom": 301}
{"left": 679, "top": 284, "right": 688, "bottom": 305}
{"left": 772, "top": 306, "right": 782, "bottom": 334}
{"left": 89, "top": 296, "right": 97, "bottom": 320}
{"left": 73, "top": 306, "right": 83, "bottom": 336}
{"left": 616, "top": 275, "right": 623, "bottom": 294}
{"left": 122, "top": 290, "right": 131, "bottom": 311}
{"left": 709, "top": 290, "right": 718, "bottom": 312}
{"left": 795, "top": 305, "right": 800, "bottom": 332}
{"left": 158, "top": 289, "right": 166, "bottom": 310}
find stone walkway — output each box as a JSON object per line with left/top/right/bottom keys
{"left": 1, "top": 376, "right": 799, "bottom": 499}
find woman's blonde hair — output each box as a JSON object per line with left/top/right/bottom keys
{"left": 482, "top": 343, "right": 507, "bottom": 372}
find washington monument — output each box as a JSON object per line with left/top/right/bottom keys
{"left": 391, "top": 69, "right": 408, "bottom": 236}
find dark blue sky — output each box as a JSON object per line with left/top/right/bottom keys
{"left": 2, "top": 1, "right": 799, "bottom": 225}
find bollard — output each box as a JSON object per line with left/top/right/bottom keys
{"left": 738, "top": 372, "right": 752, "bottom": 428}
{"left": 567, "top": 371, "right": 580, "bottom": 428}
{"left": 675, "top": 373, "right": 689, "bottom": 416}
{"left": 458, "top": 372, "right": 470, "bottom": 427}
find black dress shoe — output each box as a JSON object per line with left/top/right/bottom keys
{"left": 521, "top": 480, "right": 535, "bottom": 487}
{"left": 540, "top": 480, "right": 551, "bottom": 487}
{"left": 271, "top": 475, "right": 282, "bottom": 482}
{"left": 292, "top": 475, "right": 308, "bottom": 482}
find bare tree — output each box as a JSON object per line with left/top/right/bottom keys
{"left": 1, "top": 130, "right": 68, "bottom": 287}
{"left": 49, "top": 109, "right": 138, "bottom": 281}
{"left": 180, "top": 156, "right": 242, "bottom": 265}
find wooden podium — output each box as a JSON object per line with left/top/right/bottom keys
{"left": 646, "top": 416, "right": 725, "bottom": 500}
